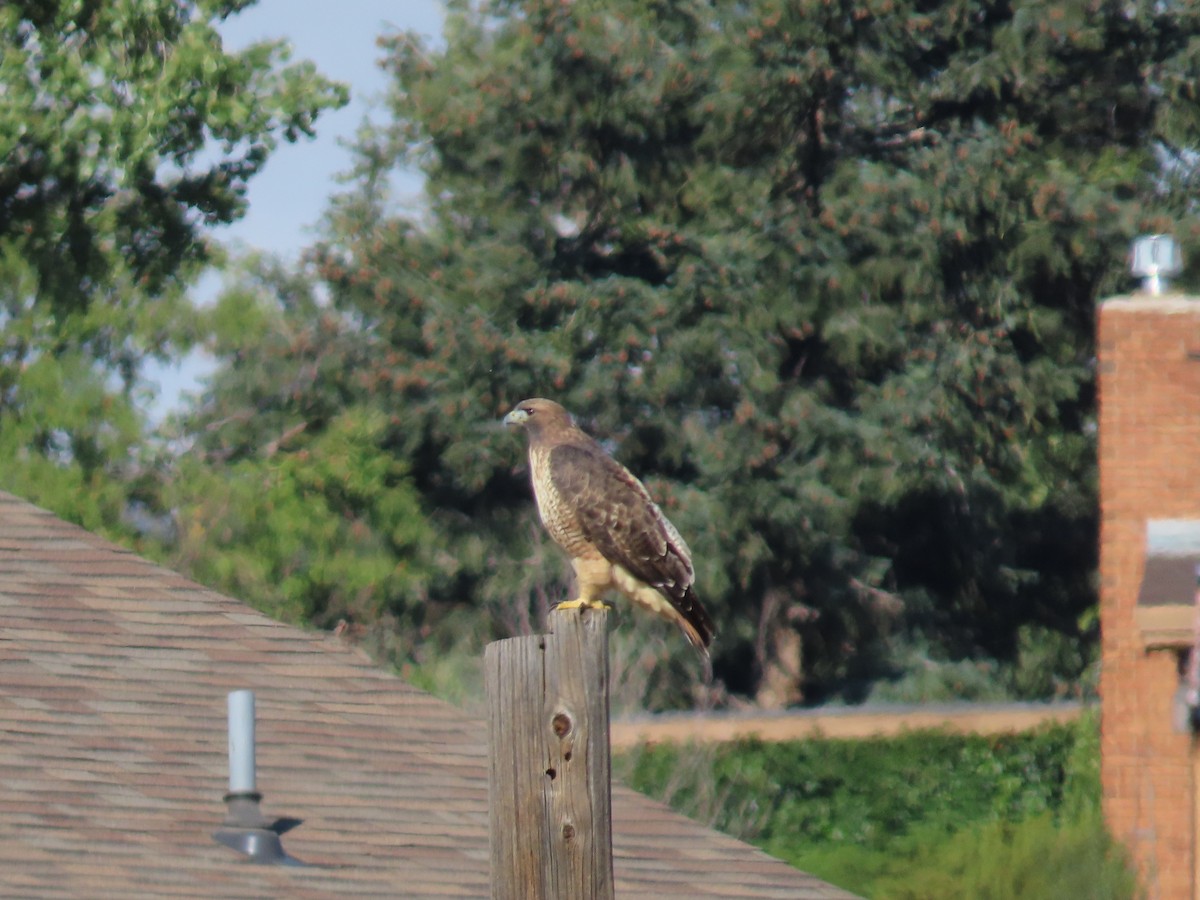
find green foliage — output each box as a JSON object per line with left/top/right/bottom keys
{"left": 619, "top": 725, "right": 1077, "bottom": 850}
{"left": 0, "top": 0, "right": 346, "bottom": 310}
{"left": 171, "top": 407, "right": 437, "bottom": 626}
{"left": 864, "top": 627, "right": 1096, "bottom": 704}
{"left": 865, "top": 809, "right": 1137, "bottom": 900}
{"left": 0, "top": 0, "right": 346, "bottom": 539}
{"left": 165, "top": 258, "right": 443, "bottom": 627}
{"left": 333, "top": 0, "right": 1200, "bottom": 698}
{"left": 172, "top": 0, "right": 1200, "bottom": 702}
{"left": 789, "top": 809, "right": 1137, "bottom": 900}
{"left": 615, "top": 710, "right": 1137, "bottom": 898}
{"left": 864, "top": 653, "right": 1013, "bottom": 705}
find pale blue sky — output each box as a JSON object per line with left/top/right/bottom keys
{"left": 146, "top": 0, "right": 446, "bottom": 419}
{"left": 215, "top": 0, "right": 445, "bottom": 256}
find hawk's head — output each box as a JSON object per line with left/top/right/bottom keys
{"left": 503, "top": 398, "right": 574, "bottom": 440}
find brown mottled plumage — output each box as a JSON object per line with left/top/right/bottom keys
{"left": 503, "top": 398, "right": 715, "bottom": 656}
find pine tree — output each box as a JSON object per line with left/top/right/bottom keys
{"left": 186, "top": 0, "right": 1200, "bottom": 703}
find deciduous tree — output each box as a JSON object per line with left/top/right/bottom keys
{"left": 0, "top": 0, "right": 346, "bottom": 535}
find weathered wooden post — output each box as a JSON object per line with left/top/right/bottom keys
{"left": 485, "top": 606, "right": 614, "bottom": 900}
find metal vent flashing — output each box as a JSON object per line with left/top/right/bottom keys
{"left": 212, "top": 690, "right": 309, "bottom": 866}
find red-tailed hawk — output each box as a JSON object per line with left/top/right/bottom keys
{"left": 503, "top": 398, "right": 715, "bottom": 656}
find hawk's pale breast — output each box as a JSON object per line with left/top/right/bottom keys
{"left": 530, "top": 444, "right": 595, "bottom": 556}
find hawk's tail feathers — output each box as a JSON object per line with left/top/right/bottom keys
{"left": 676, "top": 585, "right": 715, "bottom": 662}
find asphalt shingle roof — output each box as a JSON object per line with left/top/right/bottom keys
{"left": 0, "top": 491, "right": 855, "bottom": 898}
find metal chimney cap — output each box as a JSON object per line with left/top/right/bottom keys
{"left": 1130, "top": 234, "right": 1183, "bottom": 295}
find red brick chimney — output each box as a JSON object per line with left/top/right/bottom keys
{"left": 1099, "top": 292, "right": 1200, "bottom": 899}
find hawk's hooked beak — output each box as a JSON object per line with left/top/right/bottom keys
{"left": 503, "top": 408, "right": 529, "bottom": 428}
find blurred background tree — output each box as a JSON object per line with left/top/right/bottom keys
{"left": 166, "top": 256, "right": 445, "bottom": 630}
{"left": 0, "top": 0, "right": 346, "bottom": 537}
{"left": 41, "top": 0, "right": 1200, "bottom": 707}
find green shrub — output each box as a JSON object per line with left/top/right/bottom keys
{"left": 619, "top": 724, "right": 1077, "bottom": 849}
{"left": 616, "top": 710, "right": 1139, "bottom": 899}
{"left": 784, "top": 807, "right": 1136, "bottom": 898}
{"left": 871, "top": 808, "right": 1137, "bottom": 900}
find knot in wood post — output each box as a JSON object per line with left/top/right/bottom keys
{"left": 552, "top": 711, "right": 573, "bottom": 738}
{"left": 485, "top": 607, "right": 614, "bottom": 900}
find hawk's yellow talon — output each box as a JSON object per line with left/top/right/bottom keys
{"left": 555, "top": 598, "right": 610, "bottom": 611}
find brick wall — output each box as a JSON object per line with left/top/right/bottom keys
{"left": 1099, "top": 296, "right": 1200, "bottom": 899}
